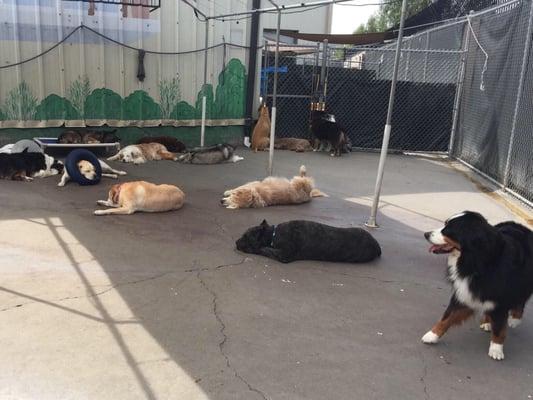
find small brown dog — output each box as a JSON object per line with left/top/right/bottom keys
{"left": 94, "top": 181, "right": 185, "bottom": 215}
{"left": 274, "top": 138, "right": 313, "bottom": 152}
{"left": 221, "top": 165, "right": 326, "bottom": 209}
{"left": 136, "top": 136, "right": 186, "bottom": 153}
{"left": 251, "top": 104, "right": 271, "bottom": 152}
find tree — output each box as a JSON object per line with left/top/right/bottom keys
{"left": 353, "top": 0, "right": 431, "bottom": 34}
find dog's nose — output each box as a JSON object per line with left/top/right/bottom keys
{"left": 220, "top": 198, "right": 225, "bottom": 205}
{"left": 424, "top": 232, "right": 431, "bottom": 240}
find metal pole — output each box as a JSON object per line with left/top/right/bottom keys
{"left": 366, "top": 0, "right": 408, "bottom": 228}
{"left": 448, "top": 17, "right": 471, "bottom": 156}
{"left": 205, "top": 0, "right": 355, "bottom": 21}
{"left": 503, "top": 0, "right": 533, "bottom": 188}
{"left": 268, "top": 3, "right": 281, "bottom": 176}
{"left": 422, "top": 31, "right": 429, "bottom": 82}
{"left": 319, "top": 39, "right": 328, "bottom": 105}
{"left": 201, "top": 20, "right": 209, "bottom": 147}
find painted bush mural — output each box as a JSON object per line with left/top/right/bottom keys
{"left": 0, "top": 59, "right": 246, "bottom": 125}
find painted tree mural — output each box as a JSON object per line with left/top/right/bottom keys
{"left": 0, "top": 58, "right": 247, "bottom": 124}
{"left": 1, "top": 82, "right": 38, "bottom": 120}
{"left": 159, "top": 77, "right": 181, "bottom": 119}
{"left": 67, "top": 76, "right": 91, "bottom": 118}
{"left": 35, "top": 95, "right": 80, "bottom": 120}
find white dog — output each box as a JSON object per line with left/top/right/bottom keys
{"left": 58, "top": 159, "right": 126, "bottom": 186}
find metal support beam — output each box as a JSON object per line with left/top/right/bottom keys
{"left": 244, "top": 0, "right": 261, "bottom": 140}
{"left": 268, "top": 0, "right": 281, "bottom": 176}
{"left": 366, "top": 0, "right": 408, "bottom": 228}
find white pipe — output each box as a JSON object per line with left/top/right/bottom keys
{"left": 200, "top": 95, "right": 206, "bottom": 147}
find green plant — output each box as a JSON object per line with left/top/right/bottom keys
{"left": 67, "top": 76, "right": 91, "bottom": 118}
{"left": 159, "top": 76, "right": 181, "bottom": 119}
{"left": 2, "top": 82, "right": 38, "bottom": 120}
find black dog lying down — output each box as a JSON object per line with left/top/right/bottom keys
{"left": 236, "top": 220, "right": 381, "bottom": 263}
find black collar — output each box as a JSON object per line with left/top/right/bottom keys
{"left": 270, "top": 225, "right": 277, "bottom": 247}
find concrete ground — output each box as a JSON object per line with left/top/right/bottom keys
{"left": 0, "top": 149, "right": 532, "bottom": 400}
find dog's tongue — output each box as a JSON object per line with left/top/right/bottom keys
{"left": 429, "top": 245, "right": 439, "bottom": 253}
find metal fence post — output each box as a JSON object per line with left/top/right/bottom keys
{"left": 422, "top": 31, "right": 429, "bottom": 82}
{"left": 268, "top": 4, "right": 281, "bottom": 176}
{"left": 448, "top": 18, "right": 471, "bottom": 156}
{"left": 503, "top": 0, "right": 533, "bottom": 188}
{"left": 366, "top": 0, "right": 408, "bottom": 228}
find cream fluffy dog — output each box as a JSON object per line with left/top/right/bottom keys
{"left": 107, "top": 143, "right": 177, "bottom": 164}
{"left": 221, "top": 165, "right": 326, "bottom": 209}
{"left": 95, "top": 181, "right": 185, "bottom": 215}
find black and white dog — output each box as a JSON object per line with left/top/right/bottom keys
{"left": 236, "top": 219, "right": 381, "bottom": 263}
{"left": 0, "top": 149, "right": 63, "bottom": 181}
{"left": 422, "top": 211, "right": 533, "bottom": 361}
{"left": 310, "top": 110, "right": 350, "bottom": 157}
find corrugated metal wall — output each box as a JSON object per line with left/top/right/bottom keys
{"left": 0, "top": 0, "right": 249, "bottom": 127}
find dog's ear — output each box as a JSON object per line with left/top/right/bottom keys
{"left": 260, "top": 219, "right": 268, "bottom": 227}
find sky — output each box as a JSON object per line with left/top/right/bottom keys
{"left": 331, "top": 1, "right": 380, "bottom": 34}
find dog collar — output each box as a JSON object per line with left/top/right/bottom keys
{"left": 270, "top": 225, "right": 277, "bottom": 246}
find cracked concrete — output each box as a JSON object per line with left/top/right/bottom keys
{"left": 1, "top": 149, "right": 532, "bottom": 399}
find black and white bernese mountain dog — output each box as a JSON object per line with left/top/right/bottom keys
{"left": 422, "top": 211, "right": 533, "bottom": 360}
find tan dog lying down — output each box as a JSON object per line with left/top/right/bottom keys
{"left": 95, "top": 181, "right": 185, "bottom": 215}
{"left": 221, "top": 165, "right": 326, "bottom": 209}
{"left": 107, "top": 143, "right": 177, "bottom": 164}
{"left": 274, "top": 138, "right": 313, "bottom": 152}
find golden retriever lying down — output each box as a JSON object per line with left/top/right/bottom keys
{"left": 107, "top": 143, "right": 177, "bottom": 164}
{"left": 274, "top": 138, "right": 313, "bottom": 152}
{"left": 95, "top": 181, "right": 185, "bottom": 215}
{"left": 221, "top": 165, "right": 326, "bottom": 209}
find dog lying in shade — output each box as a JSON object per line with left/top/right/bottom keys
{"left": 274, "top": 138, "right": 313, "bottom": 152}
{"left": 221, "top": 165, "right": 326, "bottom": 209}
{"left": 178, "top": 143, "right": 243, "bottom": 164}
{"left": 135, "top": 136, "right": 186, "bottom": 153}
{"left": 94, "top": 181, "right": 185, "bottom": 215}
{"left": 236, "top": 219, "right": 382, "bottom": 263}
{"left": 107, "top": 143, "right": 177, "bottom": 164}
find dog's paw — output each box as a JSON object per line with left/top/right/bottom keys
{"left": 96, "top": 200, "right": 108, "bottom": 206}
{"left": 508, "top": 316, "right": 522, "bottom": 328}
{"left": 488, "top": 342, "right": 504, "bottom": 360}
{"left": 57, "top": 181, "right": 65, "bottom": 187}
{"left": 421, "top": 331, "right": 440, "bottom": 344}
{"left": 116, "top": 171, "right": 127, "bottom": 175}
{"left": 480, "top": 322, "right": 492, "bottom": 332}
{"left": 94, "top": 210, "right": 106, "bottom": 216}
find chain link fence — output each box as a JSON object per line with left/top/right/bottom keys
{"left": 451, "top": 0, "right": 532, "bottom": 207}
{"left": 263, "top": 0, "right": 532, "bottom": 208}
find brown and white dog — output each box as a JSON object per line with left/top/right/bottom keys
{"left": 274, "top": 138, "right": 313, "bottom": 152}
{"left": 251, "top": 104, "right": 271, "bottom": 152}
{"left": 94, "top": 181, "right": 185, "bottom": 215}
{"left": 107, "top": 143, "right": 177, "bottom": 164}
{"left": 221, "top": 165, "right": 326, "bottom": 209}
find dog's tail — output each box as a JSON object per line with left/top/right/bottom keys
{"left": 299, "top": 165, "right": 307, "bottom": 177}
{"left": 310, "top": 188, "right": 328, "bottom": 198}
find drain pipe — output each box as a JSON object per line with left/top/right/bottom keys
{"left": 268, "top": 0, "right": 281, "bottom": 176}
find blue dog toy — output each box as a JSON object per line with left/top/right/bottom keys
{"left": 64, "top": 149, "right": 102, "bottom": 186}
